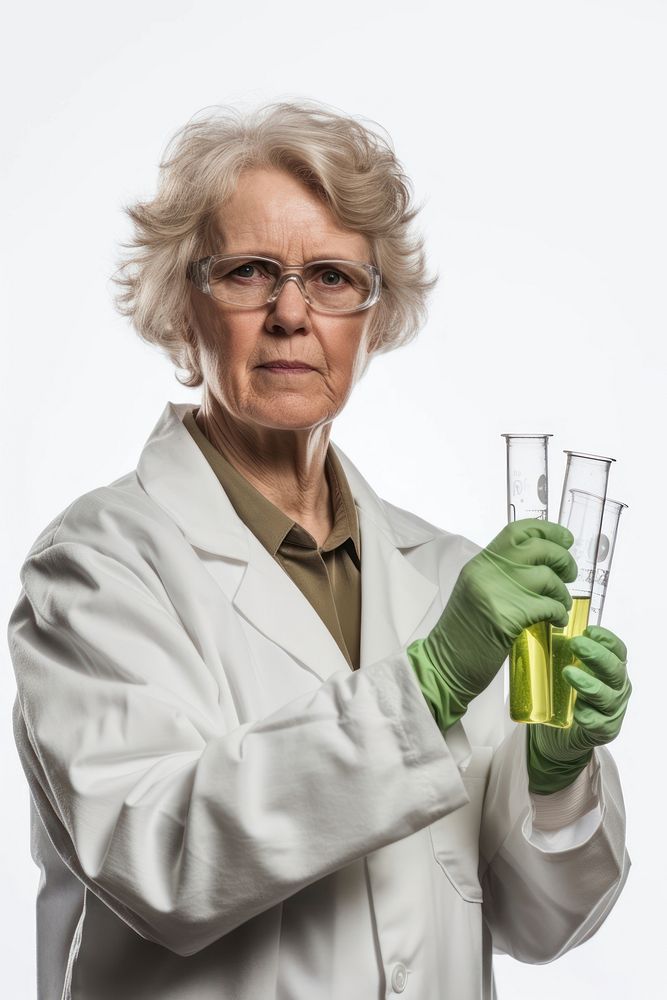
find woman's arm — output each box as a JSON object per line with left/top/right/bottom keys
{"left": 8, "top": 538, "right": 470, "bottom": 958}
{"left": 478, "top": 715, "right": 631, "bottom": 963}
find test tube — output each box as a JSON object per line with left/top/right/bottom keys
{"left": 502, "top": 433, "right": 552, "bottom": 523}
{"left": 550, "top": 451, "right": 615, "bottom": 727}
{"left": 501, "top": 433, "right": 553, "bottom": 724}
{"left": 590, "top": 498, "right": 628, "bottom": 626}
{"left": 558, "top": 451, "right": 615, "bottom": 537}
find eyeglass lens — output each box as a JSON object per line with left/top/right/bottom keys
{"left": 207, "top": 257, "right": 374, "bottom": 310}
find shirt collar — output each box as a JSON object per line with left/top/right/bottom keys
{"left": 182, "top": 407, "right": 361, "bottom": 562}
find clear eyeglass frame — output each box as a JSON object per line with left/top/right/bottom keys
{"left": 187, "top": 254, "right": 383, "bottom": 315}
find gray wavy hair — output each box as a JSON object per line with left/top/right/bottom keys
{"left": 112, "top": 98, "right": 439, "bottom": 387}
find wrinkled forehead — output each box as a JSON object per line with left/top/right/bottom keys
{"left": 209, "top": 168, "right": 372, "bottom": 262}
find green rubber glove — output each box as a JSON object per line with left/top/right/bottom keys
{"left": 407, "top": 519, "right": 578, "bottom": 734}
{"left": 527, "top": 625, "right": 632, "bottom": 793}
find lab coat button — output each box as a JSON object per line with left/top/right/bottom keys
{"left": 390, "top": 962, "right": 408, "bottom": 993}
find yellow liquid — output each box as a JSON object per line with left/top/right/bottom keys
{"left": 509, "top": 621, "right": 552, "bottom": 723}
{"left": 509, "top": 597, "right": 592, "bottom": 728}
{"left": 548, "top": 596, "right": 591, "bottom": 728}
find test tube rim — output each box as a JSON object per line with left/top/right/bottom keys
{"left": 501, "top": 433, "right": 553, "bottom": 439}
{"left": 568, "top": 486, "right": 628, "bottom": 511}
{"left": 605, "top": 498, "right": 629, "bottom": 512}
{"left": 568, "top": 489, "right": 628, "bottom": 512}
{"left": 567, "top": 487, "right": 607, "bottom": 503}
{"left": 562, "top": 449, "right": 616, "bottom": 463}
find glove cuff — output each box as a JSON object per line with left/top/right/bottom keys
{"left": 406, "top": 638, "right": 468, "bottom": 734}
{"left": 526, "top": 726, "right": 593, "bottom": 794}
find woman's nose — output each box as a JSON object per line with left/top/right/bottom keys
{"left": 265, "top": 276, "right": 310, "bottom": 333}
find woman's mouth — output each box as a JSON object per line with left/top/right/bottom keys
{"left": 259, "top": 364, "right": 315, "bottom": 373}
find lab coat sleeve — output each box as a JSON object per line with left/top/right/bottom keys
{"left": 478, "top": 716, "right": 631, "bottom": 963}
{"left": 527, "top": 758, "right": 603, "bottom": 851}
{"left": 8, "top": 538, "right": 471, "bottom": 958}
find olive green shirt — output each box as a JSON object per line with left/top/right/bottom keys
{"left": 182, "top": 406, "right": 362, "bottom": 671}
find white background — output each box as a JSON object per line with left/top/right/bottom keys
{"left": 1, "top": 1, "right": 664, "bottom": 996}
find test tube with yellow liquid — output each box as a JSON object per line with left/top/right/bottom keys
{"left": 502, "top": 433, "right": 553, "bottom": 724}
{"left": 549, "top": 451, "right": 615, "bottom": 728}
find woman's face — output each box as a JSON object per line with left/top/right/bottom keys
{"left": 190, "top": 167, "right": 378, "bottom": 434}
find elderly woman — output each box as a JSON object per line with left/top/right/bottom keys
{"left": 9, "top": 100, "right": 631, "bottom": 1000}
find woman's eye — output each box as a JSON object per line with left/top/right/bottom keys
{"left": 320, "top": 269, "right": 346, "bottom": 285}
{"left": 233, "top": 264, "right": 259, "bottom": 278}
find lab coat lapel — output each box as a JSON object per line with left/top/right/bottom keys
{"left": 232, "top": 499, "right": 440, "bottom": 681}
{"left": 137, "top": 402, "right": 439, "bottom": 682}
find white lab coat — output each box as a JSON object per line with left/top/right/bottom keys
{"left": 8, "top": 401, "right": 630, "bottom": 1000}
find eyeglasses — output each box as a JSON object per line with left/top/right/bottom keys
{"left": 187, "top": 254, "right": 382, "bottom": 314}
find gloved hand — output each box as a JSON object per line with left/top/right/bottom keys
{"left": 527, "top": 625, "right": 632, "bottom": 793}
{"left": 407, "top": 519, "right": 578, "bottom": 733}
